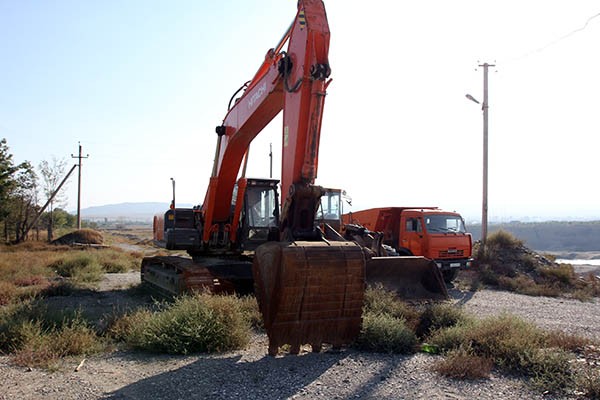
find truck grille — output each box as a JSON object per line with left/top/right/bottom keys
{"left": 439, "top": 249, "right": 464, "bottom": 258}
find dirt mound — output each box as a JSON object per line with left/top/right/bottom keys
{"left": 52, "top": 229, "right": 104, "bottom": 246}
{"left": 473, "top": 230, "right": 600, "bottom": 298}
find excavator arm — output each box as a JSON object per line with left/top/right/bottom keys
{"left": 202, "top": 0, "right": 331, "bottom": 245}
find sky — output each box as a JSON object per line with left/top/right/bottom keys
{"left": 1, "top": 0, "right": 599, "bottom": 223}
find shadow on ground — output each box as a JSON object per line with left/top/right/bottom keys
{"left": 103, "top": 349, "right": 412, "bottom": 400}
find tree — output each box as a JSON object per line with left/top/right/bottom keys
{"left": 0, "top": 138, "right": 19, "bottom": 223}
{"left": 1, "top": 138, "right": 34, "bottom": 242}
{"left": 39, "top": 157, "right": 69, "bottom": 241}
{"left": 6, "top": 161, "right": 39, "bottom": 242}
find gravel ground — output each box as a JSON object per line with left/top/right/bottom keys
{"left": 0, "top": 334, "right": 545, "bottom": 400}
{"left": 2, "top": 280, "right": 598, "bottom": 400}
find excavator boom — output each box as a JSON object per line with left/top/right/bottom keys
{"left": 142, "top": 0, "right": 446, "bottom": 356}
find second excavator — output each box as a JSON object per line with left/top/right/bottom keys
{"left": 142, "top": 0, "right": 446, "bottom": 355}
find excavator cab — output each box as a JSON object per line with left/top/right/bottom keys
{"left": 237, "top": 178, "right": 280, "bottom": 251}
{"left": 316, "top": 188, "right": 343, "bottom": 232}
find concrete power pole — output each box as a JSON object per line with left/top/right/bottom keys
{"left": 71, "top": 142, "right": 89, "bottom": 229}
{"left": 479, "top": 62, "right": 494, "bottom": 247}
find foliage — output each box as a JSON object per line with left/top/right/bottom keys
{"left": 433, "top": 345, "right": 493, "bottom": 379}
{"left": 428, "top": 314, "right": 576, "bottom": 393}
{"left": 38, "top": 157, "right": 70, "bottom": 241}
{"left": 0, "top": 138, "right": 18, "bottom": 222}
{"left": 116, "top": 294, "right": 251, "bottom": 354}
{"left": 363, "top": 284, "right": 420, "bottom": 329}
{"left": 48, "top": 253, "right": 105, "bottom": 283}
{"left": 473, "top": 230, "right": 600, "bottom": 299}
{"left": 576, "top": 368, "right": 600, "bottom": 399}
{"left": 415, "top": 303, "right": 469, "bottom": 337}
{"left": 39, "top": 208, "right": 76, "bottom": 230}
{"left": 0, "top": 246, "right": 59, "bottom": 304}
{"left": 238, "top": 295, "right": 264, "bottom": 331}
{"left": 0, "top": 303, "right": 102, "bottom": 369}
{"left": 0, "top": 139, "right": 40, "bottom": 242}
{"left": 357, "top": 285, "right": 421, "bottom": 353}
{"left": 355, "top": 311, "right": 418, "bottom": 354}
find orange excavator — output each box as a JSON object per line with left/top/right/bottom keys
{"left": 143, "top": 0, "right": 446, "bottom": 355}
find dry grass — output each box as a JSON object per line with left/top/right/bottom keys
{"left": 427, "top": 313, "right": 580, "bottom": 393}
{"left": 0, "top": 301, "right": 103, "bottom": 369}
{"left": 433, "top": 346, "right": 493, "bottom": 379}
{"left": 576, "top": 367, "right": 600, "bottom": 399}
{"left": 10, "top": 315, "right": 103, "bottom": 369}
{"left": 363, "top": 284, "right": 420, "bottom": 329}
{"left": 0, "top": 248, "right": 60, "bottom": 304}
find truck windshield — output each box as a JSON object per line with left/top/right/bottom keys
{"left": 424, "top": 215, "right": 466, "bottom": 233}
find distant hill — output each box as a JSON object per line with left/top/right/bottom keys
{"left": 467, "top": 221, "right": 600, "bottom": 252}
{"left": 77, "top": 202, "right": 194, "bottom": 221}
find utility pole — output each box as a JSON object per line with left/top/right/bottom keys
{"left": 269, "top": 143, "right": 273, "bottom": 178}
{"left": 479, "top": 62, "right": 494, "bottom": 248}
{"left": 71, "top": 142, "right": 89, "bottom": 230}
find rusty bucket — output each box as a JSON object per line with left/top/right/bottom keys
{"left": 253, "top": 241, "right": 366, "bottom": 355}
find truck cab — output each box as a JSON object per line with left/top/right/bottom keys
{"left": 399, "top": 209, "right": 472, "bottom": 282}
{"left": 342, "top": 206, "right": 473, "bottom": 283}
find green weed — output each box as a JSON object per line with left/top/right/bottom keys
{"left": 117, "top": 293, "right": 251, "bottom": 354}
{"left": 355, "top": 312, "right": 417, "bottom": 354}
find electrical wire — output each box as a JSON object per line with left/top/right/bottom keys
{"left": 506, "top": 11, "right": 600, "bottom": 64}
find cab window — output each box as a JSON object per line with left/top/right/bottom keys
{"left": 405, "top": 218, "right": 422, "bottom": 232}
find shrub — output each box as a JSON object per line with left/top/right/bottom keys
{"left": 120, "top": 293, "right": 251, "bottom": 354}
{"left": 94, "top": 249, "right": 140, "bottom": 273}
{"left": 11, "top": 315, "right": 102, "bottom": 369}
{"left": 545, "top": 331, "right": 592, "bottom": 352}
{"left": 416, "top": 303, "right": 469, "bottom": 337}
{"left": 486, "top": 230, "right": 523, "bottom": 251}
{"left": 0, "top": 281, "right": 18, "bottom": 306}
{"left": 355, "top": 312, "right": 417, "bottom": 354}
{"left": 433, "top": 346, "right": 493, "bottom": 379}
{"left": 238, "top": 295, "right": 263, "bottom": 331}
{"left": 48, "top": 253, "right": 104, "bottom": 283}
{"left": 428, "top": 313, "right": 575, "bottom": 393}
{"left": 363, "top": 285, "right": 420, "bottom": 328}
{"left": 1, "top": 302, "right": 102, "bottom": 368}
{"left": 527, "top": 348, "right": 573, "bottom": 392}
{"left": 538, "top": 264, "right": 576, "bottom": 285}
{"left": 576, "top": 368, "right": 600, "bottom": 399}
{"left": 427, "top": 322, "right": 472, "bottom": 352}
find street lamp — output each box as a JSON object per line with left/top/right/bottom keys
{"left": 170, "top": 177, "right": 176, "bottom": 209}
{"left": 466, "top": 89, "right": 488, "bottom": 248}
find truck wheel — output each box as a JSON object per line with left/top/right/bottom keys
{"left": 442, "top": 269, "right": 458, "bottom": 283}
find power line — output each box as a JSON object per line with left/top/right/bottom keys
{"left": 509, "top": 11, "right": 600, "bottom": 63}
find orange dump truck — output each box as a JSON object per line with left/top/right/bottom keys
{"left": 342, "top": 207, "right": 473, "bottom": 282}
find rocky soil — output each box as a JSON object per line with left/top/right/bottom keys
{"left": 2, "top": 230, "right": 598, "bottom": 400}
{"left": 1, "top": 270, "right": 598, "bottom": 400}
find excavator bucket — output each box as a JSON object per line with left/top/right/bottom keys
{"left": 253, "top": 241, "right": 366, "bottom": 355}
{"left": 366, "top": 256, "right": 448, "bottom": 299}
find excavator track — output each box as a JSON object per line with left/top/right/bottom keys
{"left": 141, "top": 256, "right": 254, "bottom": 296}
{"left": 253, "top": 241, "right": 366, "bottom": 355}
